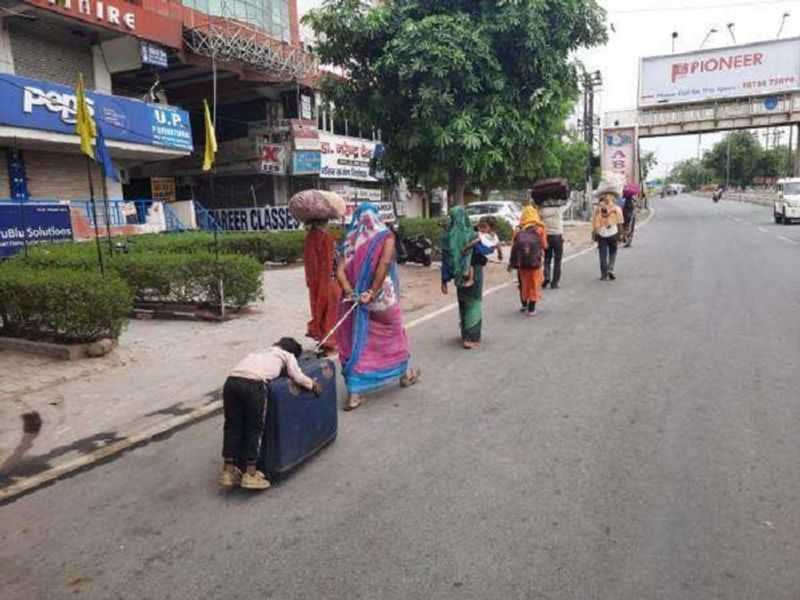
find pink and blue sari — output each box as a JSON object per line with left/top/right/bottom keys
{"left": 336, "top": 204, "right": 410, "bottom": 394}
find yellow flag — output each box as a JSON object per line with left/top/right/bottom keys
{"left": 202, "top": 99, "right": 217, "bottom": 171}
{"left": 75, "top": 73, "right": 96, "bottom": 159}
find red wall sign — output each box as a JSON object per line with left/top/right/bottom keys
{"left": 23, "top": 0, "right": 183, "bottom": 49}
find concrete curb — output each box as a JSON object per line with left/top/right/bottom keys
{"left": 0, "top": 208, "right": 657, "bottom": 504}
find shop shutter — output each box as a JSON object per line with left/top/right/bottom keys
{"left": 25, "top": 151, "right": 105, "bottom": 201}
{"left": 9, "top": 20, "right": 95, "bottom": 89}
{"left": 0, "top": 152, "right": 10, "bottom": 198}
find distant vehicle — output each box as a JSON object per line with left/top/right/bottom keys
{"left": 666, "top": 184, "right": 686, "bottom": 196}
{"left": 774, "top": 178, "right": 800, "bottom": 224}
{"left": 465, "top": 201, "right": 523, "bottom": 228}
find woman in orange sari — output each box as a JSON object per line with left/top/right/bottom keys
{"left": 509, "top": 206, "right": 548, "bottom": 316}
{"left": 304, "top": 221, "right": 341, "bottom": 353}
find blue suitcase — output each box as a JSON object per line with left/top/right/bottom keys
{"left": 257, "top": 355, "right": 338, "bottom": 477}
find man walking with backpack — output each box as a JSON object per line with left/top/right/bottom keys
{"left": 509, "top": 206, "right": 548, "bottom": 316}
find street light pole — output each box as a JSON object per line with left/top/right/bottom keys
{"left": 726, "top": 134, "right": 732, "bottom": 189}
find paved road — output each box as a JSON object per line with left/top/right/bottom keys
{"left": 2, "top": 196, "right": 800, "bottom": 600}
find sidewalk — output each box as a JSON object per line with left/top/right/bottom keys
{"left": 0, "top": 221, "right": 593, "bottom": 499}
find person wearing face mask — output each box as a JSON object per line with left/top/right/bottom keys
{"left": 592, "top": 181, "right": 625, "bottom": 281}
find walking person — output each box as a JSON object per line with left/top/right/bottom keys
{"left": 593, "top": 189, "right": 624, "bottom": 280}
{"left": 304, "top": 220, "right": 341, "bottom": 353}
{"left": 621, "top": 184, "right": 638, "bottom": 248}
{"left": 538, "top": 196, "right": 571, "bottom": 289}
{"left": 335, "top": 203, "right": 420, "bottom": 411}
{"left": 509, "top": 206, "right": 548, "bottom": 316}
{"left": 441, "top": 209, "right": 497, "bottom": 349}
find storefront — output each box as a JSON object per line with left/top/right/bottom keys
{"left": 0, "top": 72, "right": 193, "bottom": 203}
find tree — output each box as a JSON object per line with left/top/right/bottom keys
{"left": 703, "top": 131, "right": 762, "bottom": 188}
{"left": 640, "top": 150, "right": 658, "bottom": 182}
{"left": 305, "top": 0, "right": 608, "bottom": 204}
{"left": 552, "top": 131, "right": 592, "bottom": 190}
{"left": 757, "top": 146, "right": 793, "bottom": 181}
{"left": 669, "top": 158, "right": 713, "bottom": 191}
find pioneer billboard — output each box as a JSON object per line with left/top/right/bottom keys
{"left": 639, "top": 38, "right": 800, "bottom": 107}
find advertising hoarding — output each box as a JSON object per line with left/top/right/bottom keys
{"left": 292, "top": 150, "right": 321, "bottom": 175}
{"left": 319, "top": 132, "right": 379, "bottom": 182}
{"left": 0, "top": 203, "right": 73, "bottom": 258}
{"left": 0, "top": 73, "right": 193, "bottom": 152}
{"left": 601, "top": 127, "right": 637, "bottom": 184}
{"left": 639, "top": 38, "right": 800, "bottom": 107}
{"left": 259, "top": 143, "right": 287, "bottom": 174}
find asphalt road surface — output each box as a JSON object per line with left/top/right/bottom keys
{"left": 2, "top": 196, "right": 800, "bottom": 600}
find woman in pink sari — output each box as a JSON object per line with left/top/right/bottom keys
{"left": 336, "top": 203, "right": 420, "bottom": 411}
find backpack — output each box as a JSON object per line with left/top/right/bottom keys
{"left": 514, "top": 228, "right": 543, "bottom": 269}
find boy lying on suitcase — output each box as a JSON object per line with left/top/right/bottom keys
{"left": 220, "top": 337, "right": 322, "bottom": 490}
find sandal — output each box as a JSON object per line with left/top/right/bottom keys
{"left": 400, "top": 367, "right": 421, "bottom": 387}
{"left": 343, "top": 394, "right": 364, "bottom": 411}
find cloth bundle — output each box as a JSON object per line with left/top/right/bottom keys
{"left": 289, "top": 190, "right": 347, "bottom": 222}
{"left": 531, "top": 177, "right": 571, "bottom": 205}
{"left": 595, "top": 172, "right": 626, "bottom": 198}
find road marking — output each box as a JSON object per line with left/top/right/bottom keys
{"left": 758, "top": 226, "right": 768, "bottom": 233}
{"left": 777, "top": 235, "right": 799, "bottom": 245}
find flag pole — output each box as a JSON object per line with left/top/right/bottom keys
{"left": 85, "top": 157, "right": 105, "bottom": 276}
{"left": 211, "top": 50, "right": 225, "bottom": 318}
{"left": 100, "top": 167, "right": 114, "bottom": 256}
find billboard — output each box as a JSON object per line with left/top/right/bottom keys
{"left": 601, "top": 127, "right": 637, "bottom": 184}
{"left": 0, "top": 203, "right": 73, "bottom": 258}
{"left": 639, "top": 38, "right": 800, "bottom": 107}
{"left": 319, "top": 132, "right": 380, "bottom": 182}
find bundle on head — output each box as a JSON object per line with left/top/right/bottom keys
{"left": 531, "top": 177, "right": 570, "bottom": 206}
{"left": 595, "top": 172, "right": 625, "bottom": 198}
{"left": 623, "top": 183, "right": 641, "bottom": 199}
{"left": 288, "top": 190, "right": 346, "bottom": 222}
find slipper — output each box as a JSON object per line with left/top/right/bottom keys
{"left": 343, "top": 395, "right": 364, "bottom": 411}
{"left": 400, "top": 367, "right": 421, "bottom": 387}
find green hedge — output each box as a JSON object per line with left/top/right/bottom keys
{"left": 398, "top": 217, "right": 513, "bottom": 246}
{"left": 13, "top": 249, "right": 263, "bottom": 310}
{"left": 0, "top": 265, "right": 132, "bottom": 343}
{"left": 114, "top": 253, "right": 262, "bottom": 309}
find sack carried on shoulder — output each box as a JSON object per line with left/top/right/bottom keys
{"left": 531, "top": 178, "right": 570, "bottom": 204}
{"left": 515, "top": 229, "right": 543, "bottom": 270}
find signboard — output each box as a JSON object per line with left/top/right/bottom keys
{"left": 23, "top": 0, "right": 183, "bottom": 49}
{"left": 344, "top": 201, "right": 395, "bottom": 223}
{"left": 140, "top": 41, "right": 169, "bottom": 68}
{"left": 0, "top": 73, "right": 193, "bottom": 152}
{"left": 292, "top": 150, "right": 321, "bottom": 175}
{"left": 639, "top": 38, "right": 800, "bottom": 107}
{"left": 601, "top": 127, "right": 637, "bottom": 184}
{"left": 260, "top": 143, "right": 286, "bottom": 174}
{"left": 319, "top": 132, "right": 380, "bottom": 182}
{"left": 210, "top": 206, "right": 302, "bottom": 232}
{"left": 300, "top": 95, "right": 313, "bottom": 120}
{"left": 327, "top": 182, "right": 383, "bottom": 202}
{"left": 291, "top": 119, "right": 320, "bottom": 151}
{"left": 0, "top": 203, "right": 73, "bottom": 258}
{"left": 6, "top": 148, "right": 29, "bottom": 201}
{"left": 150, "top": 177, "right": 176, "bottom": 203}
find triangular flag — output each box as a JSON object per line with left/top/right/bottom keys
{"left": 75, "top": 73, "right": 96, "bottom": 159}
{"left": 202, "top": 99, "right": 217, "bottom": 171}
{"left": 95, "top": 123, "right": 118, "bottom": 182}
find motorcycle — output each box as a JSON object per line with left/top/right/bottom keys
{"left": 712, "top": 189, "right": 723, "bottom": 203}
{"left": 391, "top": 225, "right": 434, "bottom": 267}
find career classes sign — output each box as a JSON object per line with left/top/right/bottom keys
{"left": 210, "top": 206, "right": 301, "bottom": 232}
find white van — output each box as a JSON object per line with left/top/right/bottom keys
{"left": 774, "top": 178, "right": 800, "bottom": 224}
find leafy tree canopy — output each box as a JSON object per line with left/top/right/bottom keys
{"left": 305, "top": 0, "right": 608, "bottom": 203}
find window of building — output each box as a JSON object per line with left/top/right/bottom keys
{"left": 185, "top": 0, "right": 290, "bottom": 40}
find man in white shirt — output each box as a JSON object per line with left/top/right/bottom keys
{"left": 538, "top": 198, "right": 572, "bottom": 289}
{"left": 220, "top": 337, "right": 321, "bottom": 490}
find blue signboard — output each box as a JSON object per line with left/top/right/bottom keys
{"left": 292, "top": 150, "right": 321, "bottom": 175}
{"left": 140, "top": 42, "right": 169, "bottom": 68}
{"left": 0, "top": 73, "right": 193, "bottom": 152}
{"left": 0, "top": 203, "right": 73, "bottom": 258}
{"left": 6, "top": 148, "right": 29, "bottom": 201}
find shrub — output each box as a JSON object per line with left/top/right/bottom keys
{"left": 109, "top": 253, "right": 263, "bottom": 309}
{"left": 0, "top": 264, "right": 132, "bottom": 343}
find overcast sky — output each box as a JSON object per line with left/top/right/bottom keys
{"left": 298, "top": 0, "right": 800, "bottom": 177}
